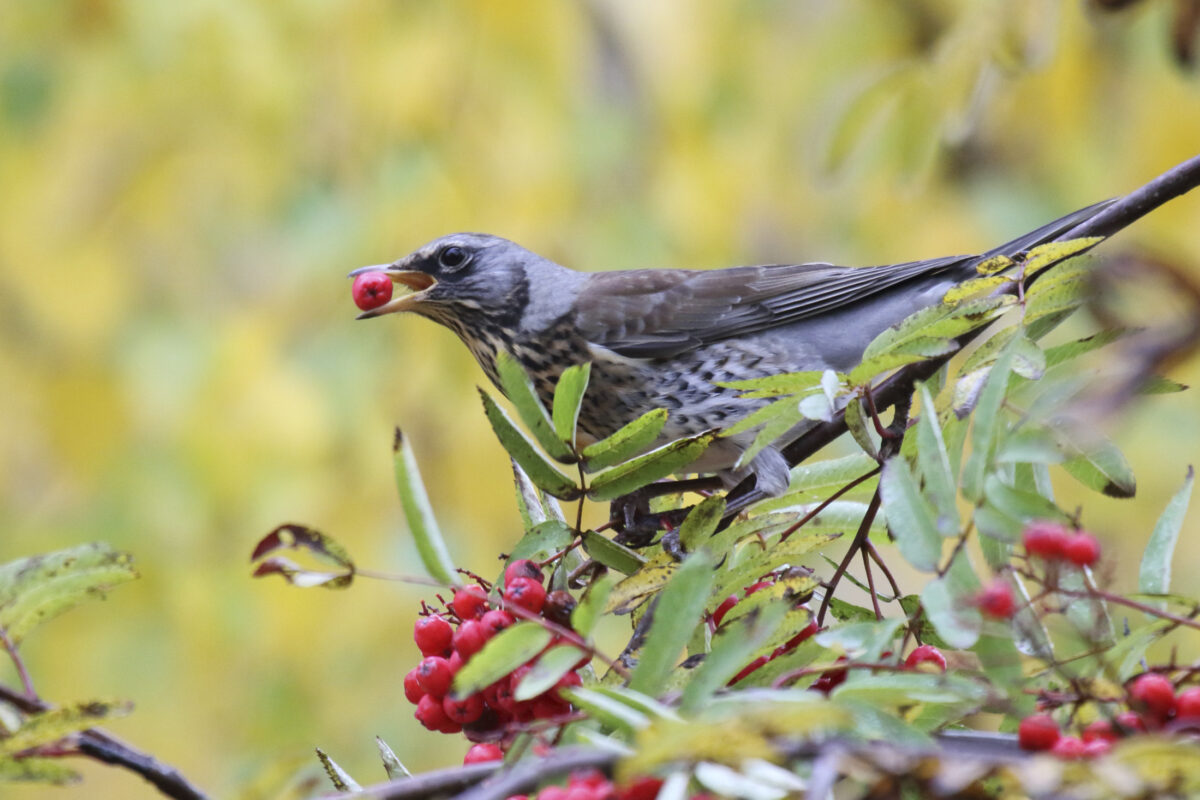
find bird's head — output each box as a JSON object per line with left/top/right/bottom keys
{"left": 350, "top": 233, "right": 545, "bottom": 329}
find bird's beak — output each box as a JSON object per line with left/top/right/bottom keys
{"left": 348, "top": 263, "right": 438, "bottom": 319}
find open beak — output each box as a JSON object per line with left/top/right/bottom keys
{"left": 348, "top": 264, "right": 438, "bottom": 319}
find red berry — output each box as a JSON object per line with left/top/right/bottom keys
{"left": 1063, "top": 533, "right": 1101, "bottom": 567}
{"left": 552, "top": 670, "right": 582, "bottom": 701}
{"left": 416, "top": 656, "right": 454, "bottom": 697}
{"left": 1114, "top": 710, "right": 1147, "bottom": 734}
{"left": 443, "top": 693, "right": 485, "bottom": 725}
{"left": 616, "top": 777, "right": 664, "bottom": 800}
{"left": 1082, "top": 738, "right": 1113, "bottom": 758}
{"left": 540, "top": 788, "right": 568, "bottom": 800}
{"left": 1050, "top": 735, "right": 1085, "bottom": 760}
{"left": 1175, "top": 687, "right": 1200, "bottom": 720}
{"left": 351, "top": 271, "right": 393, "bottom": 311}
{"left": 1022, "top": 521, "right": 1071, "bottom": 560}
{"left": 463, "top": 742, "right": 504, "bottom": 765}
{"left": 451, "top": 585, "right": 490, "bottom": 620}
{"left": 904, "top": 645, "right": 947, "bottom": 673}
{"left": 480, "top": 609, "right": 515, "bottom": 635}
{"left": 414, "top": 614, "right": 454, "bottom": 656}
{"left": 483, "top": 677, "right": 516, "bottom": 712}
{"left": 543, "top": 590, "right": 578, "bottom": 627}
{"left": 532, "top": 695, "right": 571, "bottom": 720}
{"left": 404, "top": 667, "right": 426, "bottom": 704}
{"left": 712, "top": 595, "right": 739, "bottom": 627}
{"left": 504, "top": 576, "right": 547, "bottom": 614}
{"left": 1017, "top": 714, "right": 1060, "bottom": 751}
{"left": 453, "top": 619, "right": 493, "bottom": 659}
{"left": 1128, "top": 673, "right": 1177, "bottom": 717}
{"left": 415, "top": 693, "right": 452, "bottom": 731}
{"left": 1081, "top": 719, "right": 1117, "bottom": 743}
{"left": 571, "top": 770, "right": 611, "bottom": 790}
{"left": 505, "top": 559, "right": 543, "bottom": 585}
{"left": 977, "top": 579, "right": 1016, "bottom": 619}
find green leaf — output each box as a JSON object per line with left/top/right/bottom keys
{"left": 1021, "top": 237, "right": 1102, "bottom": 277}
{"left": 718, "top": 370, "right": 825, "bottom": 399}
{"left": 495, "top": 352, "right": 575, "bottom": 462}
{"left": 879, "top": 458, "right": 941, "bottom": 572}
{"left": 0, "top": 700, "right": 133, "bottom": 757}
{"left": 844, "top": 397, "right": 878, "bottom": 457}
{"left": 628, "top": 552, "right": 716, "bottom": 696}
{"left": 862, "top": 296, "right": 1013, "bottom": 362}
{"left": 572, "top": 574, "right": 615, "bottom": 638}
{"left": 375, "top": 737, "right": 410, "bottom": 780}
{"left": 0, "top": 756, "right": 80, "bottom": 784}
{"left": 849, "top": 337, "right": 958, "bottom": 385}
{"left": 511, "top": 460, "right": 566, "bottom": 528}
{"left": 1009, "top": 333, "right": 1047, "bottom": 380}
{"left": 451, "top": 622, "right": 554, "bottom": 697}
{"left": 710, "top": 533, "right": 831, "bottom": 605}
{"left": 580, "top": 408, "right": 669, "bottom": 471}
{"left": 921, "top": 574, "right": 982, "bottom": 649}
{"left": 1139, "top": 467, "right": 1193, "bottom": 598}
{"left": 552, "top": 362, "right": 591, "bottom": 447}
{"left": 1043, "top": 328, "right": 1132, "bottom": 367}
{"left": 507, "top": 520, "right": 575, "bottom": 565}
{"left": 679, "top": 496, "right": 726, "bottom": 551}
{"left": 1060, "top": 434, "right": 1137, "bottom": 498}
{"left": 316, "top": 747, "right": 361, "bottom": 793}
{"left": 982, "top": 475, "right": 1067, "bottom": 524}
{"left": 581, "top": 531, "right": 646, "bottom": 575}
{"left": 587, "top": 433, "right": 714, "bottom": 501}
{"left": 515, "top": 645, "right": 588, "bottom": 701}
{"left": 815, "top": 618, "right": 904, "bottom": 662}
{"left": 479, "top": 389, "right": 581, "bottom": 500}
{"left": 914, "top": 383, "right": 958, "bottom": 536}
{"left": 0, "top": 544, "right": 138, "bottom": 647}
{"left": 559, "top": 687, "right": 651, "bottom": 733}
{"left": 960, "top": 350, "right": 1014, "bottom": 502}
{"left": 784, "top": 453, "right": 879, "bottom": 502}
{"left": 607, "top": 554, "right": 679, "bottom": 614}
{"left": 392, "top": 431, "right": 459, "bottom": 586}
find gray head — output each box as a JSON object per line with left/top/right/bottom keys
{"left": 351, "top": 233, "right": 571, "bottom": 335}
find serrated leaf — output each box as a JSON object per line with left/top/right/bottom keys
{"left": 914, "top": 383, "right": 958, "bottom": 536}
{"left": 495, "top": 352, "right": 574, "bottom": 462}
{"left": 572, "top": 574, "right": 614, "bottom": 638}
{"left": 628, "top": 552, "right": 716, "bottom": 696}
{"left": 862, "top": 296, "right": 1013, "bottom": 362}
{"left": 679, "top": 496, "right": 726, "bottom": 552}
{"left": 1139, "top": 375, "right": 1188, "bottom": 394}
{"left": 480, "top": 389, "right": 580, "bottom": 499}
{"left": 315, "top": 747, "right": 360, "bottom": 793}
{"left": 1009, "top": 333, "right": 1046, "bottom": 380}
{"left": 451, "top": 622, "right": 554, "bottom": 697}
{"left": 849, "top": 337, "right": 958, "bottom": 385}
{"left": 960, "top": 350, "right": 1014, "bottom": 502}
{"left": 0, "top": 544, "right": 138, "bottom": 646}
{"left": 587, "top": 433, "right": 714, "bottom": 501}
{"left": 844, "top": 397, "right": 878, "bottom": 457}
{"left": 507, "top": 520, "right": 575, "bottom": 567}
{"left": 921, "top": 575, "right": 981, "bottom": 649}
{"left": 1025, "top": 274, "right": 1086, "bottom": 323}
{"left": 560, "top": 687, "right": 651, "bottom": 733}
{"left": 1060, "top": 435, "right": 1137, "bottom": 498}
{"left": 994, "top": 428, "right": 1064, "bottom": 464}
{"left": 785, "top": 453, "right": 879, "bottom": 501}
{"left": 710, "top": 535, "right": 830, "bottom": 605}
{"left": 515, "top": 645, "right": 588, "bottom": 701}
{"left": 607, "top": 556, "right": 678, "bottom": 614}
{"left": 581, "top": 531, "right": 645, "bottom": 575}
{"left": 580, "top": 408, "right": 668, "bottom": 471}
{"left": 375, "top": 737, "right": 410, "bottom": 780}
{"left": 552, "top": 362, "right": 591, "bottom": 447}
{"left": 391, "top": 431, "right": 458, "bottom": 586}
{"left": 879, "top": 459, "right": 940, "bottom": 572}
{"left": 718, "top": 370, "right": 825, "bottom": 399}
{"left": 1140, "top": 467, "right": 1193, "bottom": 599}
{"left": 983, "top": 475, "right": 1067, "bottom": 523}
{"left": 1043, "top": 328, "right": 1133, "bottom": 367}
{"left": 0, "top": 701, "right": 133, "bottom": 757}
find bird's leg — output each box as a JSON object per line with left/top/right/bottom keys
{"left": 610, "top": 477, "right": 724, "bottom": 547}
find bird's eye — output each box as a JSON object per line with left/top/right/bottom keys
{"left": 438, "top": 246, "right": 468, "bottom": 270}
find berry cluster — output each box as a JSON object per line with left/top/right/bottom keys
{"left": 809, "top": 644, "right": 947, "bottom": 694}
{"left": 1022, "top": 521, "right": 1101, "bottom": 567}
{"left": 405, "top": 560, "right": 587, "bottom": 741}
{"left": 1018, "top": 673, "right": 1200, "bottom": 758}
{"left": 351, "top": 271, "right": 393, "bottom": 311}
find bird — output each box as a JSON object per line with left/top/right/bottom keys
{"left": 352, "top": 201, "right": 1115, "bottom": 496}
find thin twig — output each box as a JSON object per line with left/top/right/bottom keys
{"left": 817, "top": 488, "right": 884, "bottom": 627}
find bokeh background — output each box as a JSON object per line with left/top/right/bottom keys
{"left": 3, "top": 1, "right": 1200, "bottom": 797}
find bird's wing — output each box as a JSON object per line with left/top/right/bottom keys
{"left": 574, "top": 200, "right": 1117, "bottom": 360}
{"left": 573, "top": 254, "right": 971, "bottom": 359}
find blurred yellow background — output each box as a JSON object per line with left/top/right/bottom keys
{"left": 2, "top": 1, "right": 1199, "bottom": 797}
